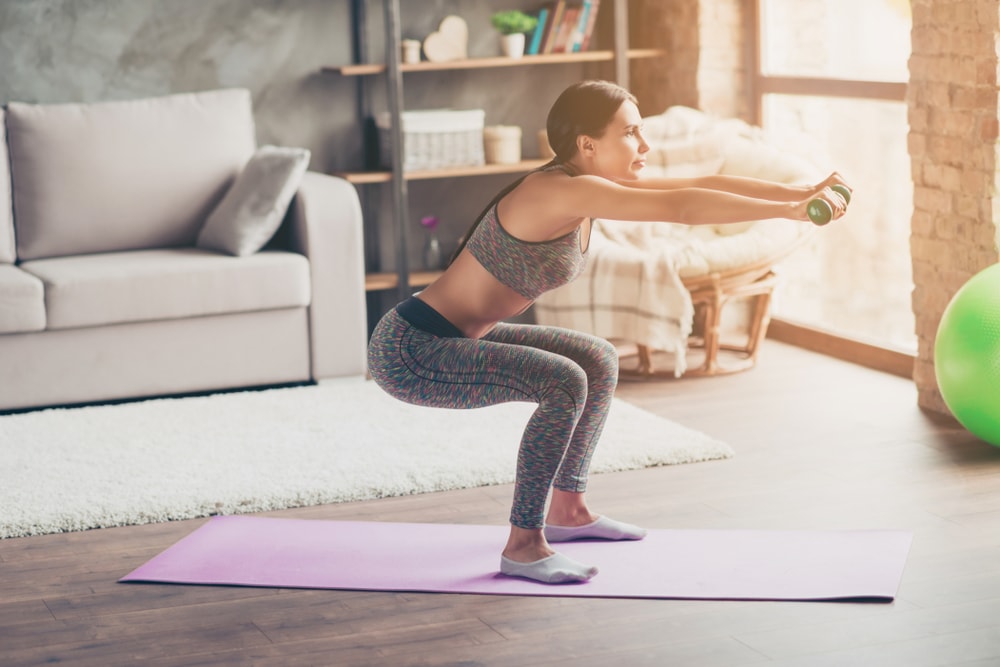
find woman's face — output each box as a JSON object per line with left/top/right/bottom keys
{"left": 579, "top": 100, "right": 649, "bottom": 180}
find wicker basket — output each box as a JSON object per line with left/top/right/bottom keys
{"left": 376, "top": 109, "right": 485, "bottom": 171}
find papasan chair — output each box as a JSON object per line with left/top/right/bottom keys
{"left": 533, "top": 106, "right": 829, "bottom": 378}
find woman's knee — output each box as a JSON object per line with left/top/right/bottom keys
{"left": 577, "top": 336, "right": 619, "bottom": 384}
{"left": 541, "top": 360, "right": 589, "bottom": 413}
{"left": 597, "top": 337, "right": 620, "bottom": 373}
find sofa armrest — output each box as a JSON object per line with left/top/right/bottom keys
{"left": 288, "top": 171, "right": 367, "bottom": 379}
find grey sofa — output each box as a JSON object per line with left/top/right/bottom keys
{"left": 0, "top": 89, "right": 367, "bottom": 411}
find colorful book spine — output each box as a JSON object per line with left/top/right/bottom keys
{"left": 580, "top": 0, "right": 601, "bottom": 51}
{"left": 527, "top": 6, "right": 550, "bottom": 55}
{"left": 541, "top": 0, "right": 566, "bottom": 54}
{"left": 571, "top": 1, "right": 593, "bottom": 52}
{"left": 551, "top": 7, "right": 579, "bottom": 53}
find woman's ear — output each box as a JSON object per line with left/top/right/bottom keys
{"left": 576, "top": 134, "right": 596, "bottom": 156}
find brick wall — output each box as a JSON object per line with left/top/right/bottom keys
{"left": 908, "top": 0, "right": 1000, "bottom": 413}
{"left": 632, "top": 0, "right": 747, "bottom": 120}
{"left": 696, "top": 0, "right": 749, "bottom": 119}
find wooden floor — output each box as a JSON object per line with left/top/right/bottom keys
{"left": 3, "top": 341, "right": 1000, "bottom": 666}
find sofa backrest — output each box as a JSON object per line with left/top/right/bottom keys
{"left": 0, "top": 108, "right": 15, "bottom": 265}
{"left": 7, "top": 89, "right": 257, "bottom": 261}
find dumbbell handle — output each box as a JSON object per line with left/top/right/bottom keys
{"left": 807, "top": 184, "right": 852, "bottom": 226}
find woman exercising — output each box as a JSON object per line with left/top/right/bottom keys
{"left": 368, "top": 80, "right": 849, "bottom": 584}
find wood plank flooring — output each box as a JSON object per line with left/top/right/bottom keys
{"left": 2, "top": 340, "right": 999, "bottom": 666}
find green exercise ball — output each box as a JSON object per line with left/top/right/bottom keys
{"left": 934, "top": 262, "right": 1000, "bottom": 447}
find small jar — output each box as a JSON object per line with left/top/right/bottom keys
{"left": 483, "top": 125, "right": 522, "bottom": 165}
{"left": 401, "top": 40, "right": 421, "bottom": 64}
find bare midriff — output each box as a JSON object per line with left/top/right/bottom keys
{"left": 415, "top": 250, "right": 534, "bottom": 339}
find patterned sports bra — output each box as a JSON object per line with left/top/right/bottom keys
{"left": 465, "top": 198, "right": 588, "bottom": 301}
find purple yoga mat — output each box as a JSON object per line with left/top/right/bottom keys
{"left": 120, "top": 516, "right": 912, "bottom": 601}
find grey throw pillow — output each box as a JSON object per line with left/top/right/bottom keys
{"left": 196, "top": 145, "right": 311, "bottom": 256}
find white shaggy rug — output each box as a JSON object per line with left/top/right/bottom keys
{"left": 0, "top": 378, "right": 733, "bottom": 538}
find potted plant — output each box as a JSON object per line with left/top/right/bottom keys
{"left": 491, "top": 10, "right": 538, "bottom": 58}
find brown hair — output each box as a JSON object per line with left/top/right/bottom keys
{"left": 447, "top": 80, "right": 636, "bottom": 266}
{"left": 544, "top": 79, "right": 637, "bottom": 163}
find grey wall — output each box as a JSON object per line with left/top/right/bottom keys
{"left": 0, "top": 0, "right": 361, "bottom": 171}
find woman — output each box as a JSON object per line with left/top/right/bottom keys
{"left": 368, "top": 80, "right": 849, "bottom": 584}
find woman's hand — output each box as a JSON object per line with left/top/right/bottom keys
{"left": 795, "top": 173, "right": 851, "bottom": 225}
{"left": 811, "top": 172, "right": 852, "bottom": 204}
{"left": 791, "top": 185, "right": 849, "bottom": 224}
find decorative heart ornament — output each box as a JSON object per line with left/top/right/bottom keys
{"left": 422, "top": 15, "right": 468, "bottom": 62}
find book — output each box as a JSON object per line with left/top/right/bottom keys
{"left": 579, "top": 0, "right": 601, "bottom": 51}
{"left": 541, "top": 0, "right": 566, "bottom": 54}
{"left": 526, "top": 5, "right": 550, "bottom": 55}
{"left": 570, "top": 0, "right": 596, "bottom": 52}
{"left": 551, "top": 6, "right": 579, "bottom": 53}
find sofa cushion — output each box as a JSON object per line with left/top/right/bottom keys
{"left": 196, "top": 145, "right": 311, "bottom": 257}
{"left": 19, "top": 248, "right": 311, "bottom": 330}
{"left": 0, "top": 109, "right": 15, "bottom": 264}
{"left": 7, "top": 89, "right": 257, "bottom": 261}
{"left": 0, "top": 265, "right": 45, "bottom": 333}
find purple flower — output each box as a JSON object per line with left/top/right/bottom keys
{"left": 420, "top": 215, "right": 439, "bottom": 231}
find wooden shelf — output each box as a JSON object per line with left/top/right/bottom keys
{"left": 334, "top": 159, "right": 551, "bottom": 185}
{"left": 366, "top": 270, "right": 442, "bottom": 292}
{"left": 324, "top": 49, "right": 664, "bottom": 77}
{"left": 346, "top": 1, "right": 648, "bottom": 306}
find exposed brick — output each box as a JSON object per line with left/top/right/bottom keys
{"left": 912, "top": 185, "right": 953, "bottom": 213}
{"left": 981, "top": 115, "right": 999, "bottom": 140}
{"left": 912, "top": 210, "right": 935, "bottom": 235}
{"left": 908, "top": 132, "right": 928, "bottom": 157}
{"left": 954, "top": 193, "right": 983, "bottom": 218}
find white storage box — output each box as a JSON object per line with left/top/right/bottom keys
{"left": 376, "top": 109, "right": 485, "bottom": 171}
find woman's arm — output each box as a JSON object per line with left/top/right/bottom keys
{"left": 541, "top": 173, "right": 847, "bottom": 226}
{"left": 621, "top": 171, "right": 848, "bottom": 203}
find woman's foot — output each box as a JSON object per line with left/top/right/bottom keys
{"left": 544, "top": 515, "right": 648, "bottom": 542}
{"left": 544, "top": 489, "right": 647, "bottom": 542}
{"left": 501, "top": 525, "right": 597, "bottom": 584}
{"left": 500, "top": 552, "right": 598, "bottom": 584}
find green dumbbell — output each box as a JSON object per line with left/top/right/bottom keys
{"left": 807, "top": 184, "right": 852, "bottom": 226}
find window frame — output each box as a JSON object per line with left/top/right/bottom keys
{"left": 748, "top": 0, "right": 915, "bottom": 376}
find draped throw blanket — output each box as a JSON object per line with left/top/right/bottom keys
{"left": 534, "top": 219, "right": 696, "bottom": 377}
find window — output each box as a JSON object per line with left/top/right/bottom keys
{"left": 754, "top": 0, "right": 915, "bottom": 352}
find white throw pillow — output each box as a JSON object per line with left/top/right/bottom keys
{"left": 196, "top": 145, "right": 311, "bottom": 257}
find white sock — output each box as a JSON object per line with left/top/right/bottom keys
{"left": 499, "top": 553, "right": 599, "bottom": 584}
{"left": 544, "top": 515, "right": 648, "bottom": 543}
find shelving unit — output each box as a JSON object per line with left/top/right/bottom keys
{"left": 333, "top": 159, "right": 551, "bottom": 185}
{"left": 331, "top": 0, "right": 661, "bottom": 307}
{"left": 324, "top": 48, "right": 663, "bottom": 77}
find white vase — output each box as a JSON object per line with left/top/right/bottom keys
{"left": 500, "top": 33, "right": 525, "bottom": 58}
{"left": 423, "top": 234, "right": 442, "bottom": 270}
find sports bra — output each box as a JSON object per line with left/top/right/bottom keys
{"left": 465, "top": 199, "right": 588, "bottom": 301}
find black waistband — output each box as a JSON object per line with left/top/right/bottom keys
{"left": 395, "top": 296, "right": 465, "bottom": 338}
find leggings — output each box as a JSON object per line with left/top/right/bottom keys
{"left": 367, "top": 297, "right": 619, "bottom": 529}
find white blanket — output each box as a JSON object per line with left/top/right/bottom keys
{"left": 534, "top": 219, "right": 696, "bottom": 376}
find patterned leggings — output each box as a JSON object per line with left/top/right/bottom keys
{"left": 367, "top": 299, "right": 619, "bottom": 529}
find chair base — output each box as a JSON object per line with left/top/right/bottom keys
{"left": 618, "top": 269, "right": 779, "bottom": 380}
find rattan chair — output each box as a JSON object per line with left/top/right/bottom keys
{"left": 622, "top": 259, "right": 783, "bottom": 379}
